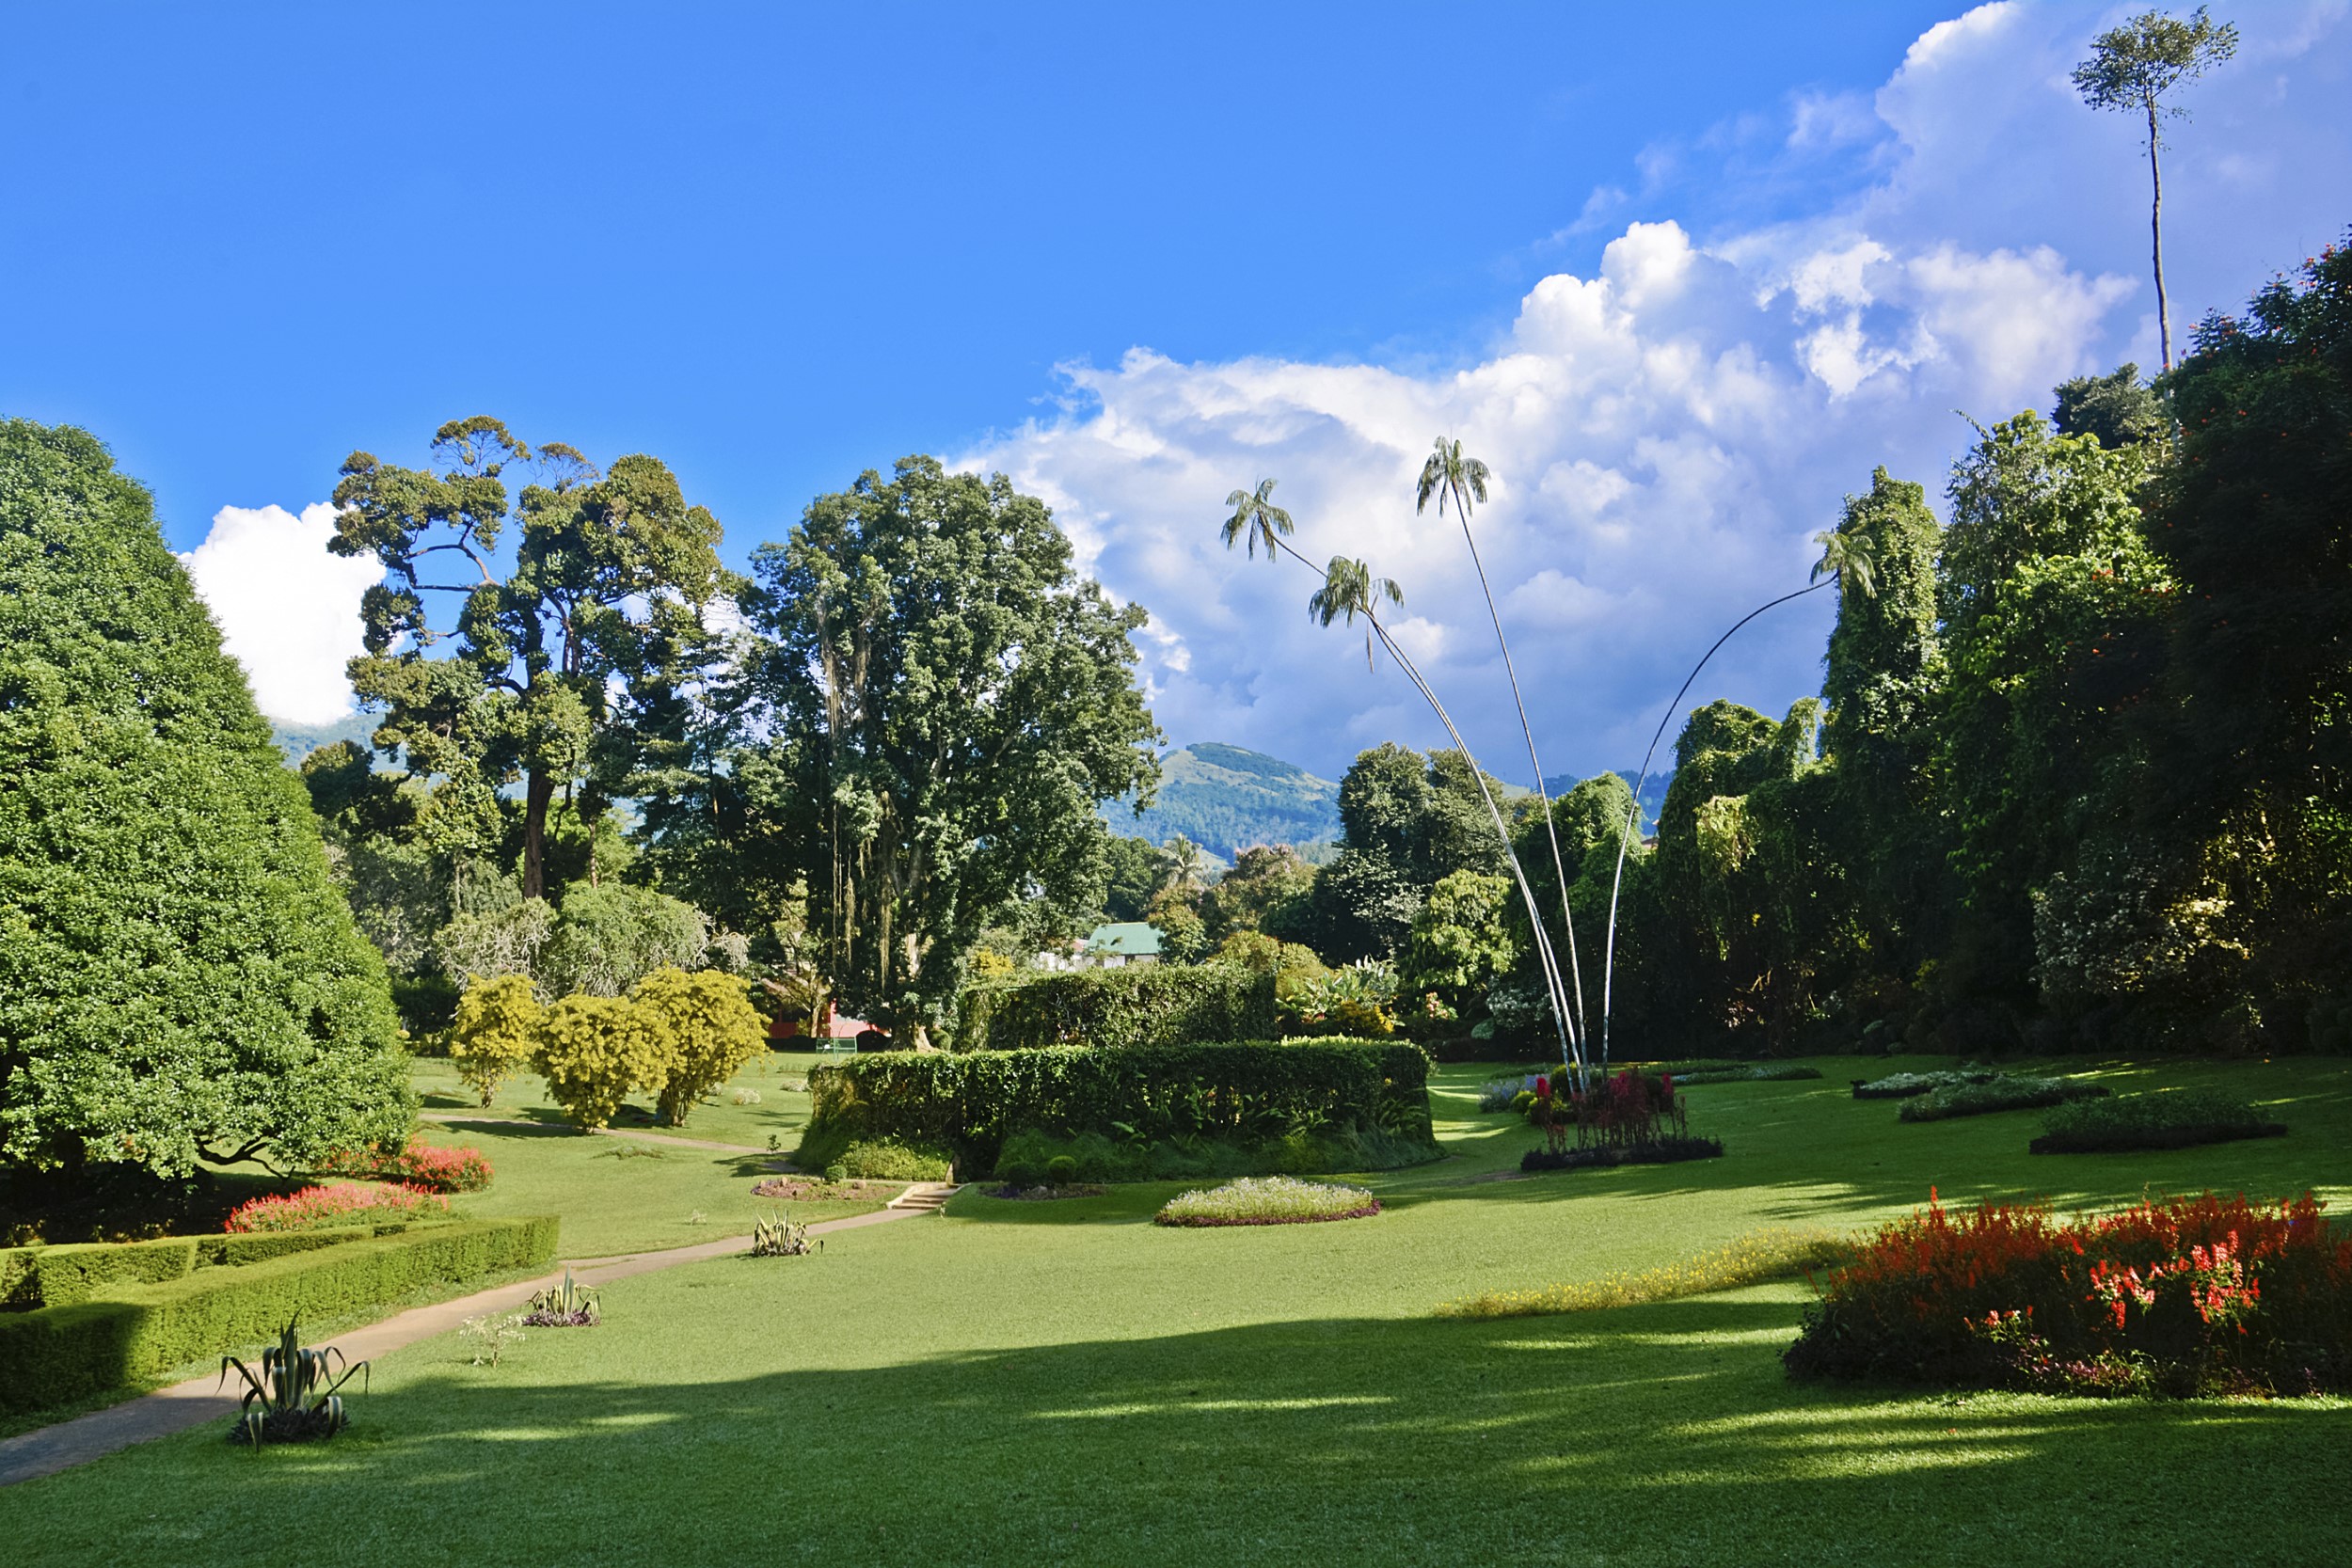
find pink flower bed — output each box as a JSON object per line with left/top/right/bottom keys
{"left": 224, "top": 1182, "right": 450, "bottom": 1233}
{"left": 318, "top": 1137, "right": 493, "bottom": 1193}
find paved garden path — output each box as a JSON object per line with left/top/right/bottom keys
{"left": 0, "top": 1189, "right": 959, "bottom": 1489}
{"left": 416, "top": 1113, "right": 774, "bottom": 1155}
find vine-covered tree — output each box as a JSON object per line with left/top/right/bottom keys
{"left": 0, "top": 420, "right": 412, "bottom": 1180}
{"left": 2146, "top": 239, "right": 2352, "bottom": 1022}
{"left": 1820, "top": 467, "right": 1947, "bottom": 976}
{"left": 731, "top": 457, "right": 1160, "bottom": 1034}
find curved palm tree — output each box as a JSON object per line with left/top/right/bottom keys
{"left": 1596, "top": 577, "right": 1840, "bottom": 1067}
{"left": 1250, "top": 533, "right": 1587, "bottom": 1086}
{"left": 1417, "top": 436, "right": 1591, "bottom": 1043}
{"left": 1222, "top": 479, "right": 1295, "bottom": 562}
{"left": 1307, "top": 553, "right": 1404, "bottom": 671}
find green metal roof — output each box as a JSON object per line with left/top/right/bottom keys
{"left": 1087, "top": 921, "right": 1164, "bottom": 956}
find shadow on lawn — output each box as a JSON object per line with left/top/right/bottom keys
{"left": 16, "top": 1294, "right": 2348, "bottom": 1566}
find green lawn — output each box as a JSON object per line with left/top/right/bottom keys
{"left": 403, "top": 1047, "right": 897, "bottom": 1258}
{"left": 8, "top": 1054, "right": 2349, "bottom": 1565}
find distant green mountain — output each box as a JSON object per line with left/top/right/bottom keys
{"left": 269, "top": 713, "right": 378, "bottom": 767}
{"left": 1104, "top": 742, "right": 1343, "bottom": 860}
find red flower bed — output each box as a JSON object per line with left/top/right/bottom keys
{"left": 224, "top": 1182, "right": 451, "bottom": 1233}
{"left": 1524, "top": 1069, "right": 1692, "bottom": 1155}
{"left": 1786, "top": 1189, "right": 2352, "bottom": 1396}
{"left": 318, "top": 1137, "right": 493, "bottom": 1193}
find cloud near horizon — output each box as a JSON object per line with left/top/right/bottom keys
{"left": 180, "top": 502, "right": 380, "bottom": 726}
{"left": 186, "top": 3, "right": 2349, "bottom": 777}
{"left": 961, "top": 0, "right": 2351, "bottom": 783}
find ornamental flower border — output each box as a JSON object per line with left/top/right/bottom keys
{"left": 1154, "top": 1176, "right": 1382, "bottom": 1227}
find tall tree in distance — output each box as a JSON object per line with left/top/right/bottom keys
{"left": 1818, "top": 468, "right": 1946, "bottom": 978}
{"left": 2073, "top": 8, "right": 2239, "bottom": 372}
{"left": 330, "top": 418, "right": 734, "bottom": 900}
{"left": 737, "top": 457, "right": 1160, "bottom": 1036}
{"left": 1416, "top": 436, "right": 1591, "bottom": 1041}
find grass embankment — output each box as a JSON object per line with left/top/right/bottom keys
{"left": 8, "top": 1053, "right": 2350, "bottom": 1566}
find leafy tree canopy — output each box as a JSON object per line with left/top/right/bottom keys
{"left": 0, "top": 420, "right": 411, "bottom": 1178}
{"left": 329, "top": 418, "right": 734, "bottom": 900}
{"left": 730, "top": 457, "right": 1160, "bottom": 1031}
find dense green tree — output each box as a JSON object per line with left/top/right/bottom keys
{"left": 537, "top": 881, "right": 714, "bottom": 998}
{"left": 731, "top": 457, "right": 1160, "bottom": 1033}
{"left": 1143, "top": 884, "right": 1209, "bottom": 963}
{"left": 2054, "top": 363, "right": 2169, "bottom": 450}
{"left": 2145, "top": 241, "right": 2352, "bottom": 1023}
{"left": 1934, "top": 412, "right": 2176, "bottom": 1025}
{"left": 1404, "top": 870, "right": 1518, "bottom": 1006}
{"left": 1638, "top": 699, "right": 1847, "bottom": 1047}
{"left": 1201, "top": 845, "right": 1317, "bottom": 945}
{"left": 0, "top": 420, "right": 411, "bottom": 1179}
{"left": 1098, "top": 832, "right": 1165, "bottom": 924}
{"left": 1305, "top": 744, "right": 1513, "bottom": 962}
{"left": 1819, "top": 467, "right": 1948, "bottom": 975}
{"left": 329, "top": 417, "right": 733, "bottom": 900}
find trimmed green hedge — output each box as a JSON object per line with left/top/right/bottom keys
{"left": 800, "top": 1038, "right": 1435, "bottom": 1177}
{"left": 0, "top": 1225, "right": 414, "bottom": 1313}
{"left": 953, "top": 963, "right": 1278, "bottom": 1053}
{"left": 0, "top": 1215, "right": 559, "bottom": 1414}
{"left": 24, "top": 1236, "right": 199, "bottom": 1307}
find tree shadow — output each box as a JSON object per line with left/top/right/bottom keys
{"left": 13, "top": 1293, "right": 2345, "bottom": 1565}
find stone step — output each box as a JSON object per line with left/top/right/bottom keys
{"left": 886, "top": 1181, "right": 959, "bottom": 1212}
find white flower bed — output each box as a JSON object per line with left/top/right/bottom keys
{"left": 1153, "top": 1176, "right": 1380, "bottom": 1227}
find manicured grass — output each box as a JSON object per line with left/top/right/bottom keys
{"left": 9, "top": 1053, "right": 2350, "bottom": 1565}
{"left": 400, "top": 1049, "right": 895, "bottom": 1258}
{"left": 407, "top": 1045, "right": 833, "bottom": 1150}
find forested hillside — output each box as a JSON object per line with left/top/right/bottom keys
{"left": 1104, "top": 743, "right": 1343, "bottom": 858}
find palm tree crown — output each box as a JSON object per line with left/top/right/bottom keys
{"left": 1416, "top": 437, "right": 1490, "bottom": 521}
{"left": 1221, "top": 479, "right": 1295, "bottom": 562}
{"left": 1308, "top": 556, "right": 1405, "bottom": 671}
{"left": 1810, "top": 527, "right": 1879, "bottom": 600}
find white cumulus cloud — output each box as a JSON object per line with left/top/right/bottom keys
{"left": 180, "top": 503, "right": 380, "bottom": 725}
{"left": 959, "top": 2, "right": 2350, "bottom": 784}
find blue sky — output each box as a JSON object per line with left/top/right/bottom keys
{"left": 6, "top": 2, "right": 2347, "bottom": 780}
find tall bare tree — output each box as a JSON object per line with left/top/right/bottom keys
{"left": 2073, "top": 8, "right": 2239, "bottom": 372}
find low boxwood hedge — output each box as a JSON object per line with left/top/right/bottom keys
{"left": 2030, "top": 1089, "right": 2287, "bottom": 1154}
{"left": 0, "top": 1214, "right": 558, "bottom": 1414}
{"left": 0, "top": 1225, "right": 419, "bottom": 1313}
{"left": 800, "top": 1038, "right": 1436, "bottom": 1178}
{"left": 19, "top": 1236, "right": 200, "bottom": 1307}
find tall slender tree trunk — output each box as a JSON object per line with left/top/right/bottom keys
{"left": 1450, "top": 485, "right": 1590, "bottom": 1040}
{"left": 2149, "top": 100, "right": 2171, "bottom": 372}
{"left": 522, "top": 768, "right": 554, "bottom": 900}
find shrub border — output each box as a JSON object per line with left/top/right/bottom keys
{"left": 0, "top": 1215, "right": 558, "bottom": 1414}
{"left": 1520, "top": 1136, "right": 1724, "bottom": 1173}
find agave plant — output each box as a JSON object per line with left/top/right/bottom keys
{"left": 218, "top": 1319, "right": 368, "bottom": 1450}
{"left": 522, "top": 1268, "right": 600, "bottom": 1326}
{"left": 751, "top": 1210, "right": 818, "bottom": 1257}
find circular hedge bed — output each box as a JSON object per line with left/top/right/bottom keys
{"left": 1154, "top": 1176, "right": 1380, "bottom": 1227}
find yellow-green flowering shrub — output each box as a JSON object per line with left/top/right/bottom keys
{"left": 634, "top": 967, "right": 766, "bottom": 1126}
{"left": 534, "top": 995, "right": 672, "bottom": 1130}
{"left": 449, "top": 974, "right": 544, "bottom": 1107}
